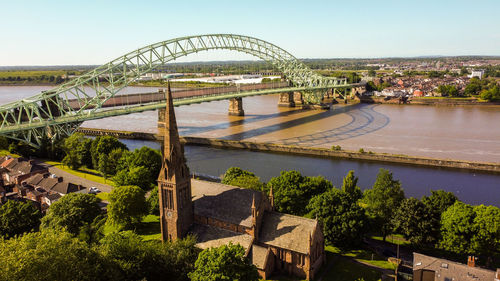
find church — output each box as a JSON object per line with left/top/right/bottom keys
{"left": 157, "top": 84, "right": 325, "bottom": 280}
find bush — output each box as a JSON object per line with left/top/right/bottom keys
{"left": 358, "top": 148, "right": 365, "bottom": 153}
{"left": 332, "top": 145, "right": 341, "bottom": 151}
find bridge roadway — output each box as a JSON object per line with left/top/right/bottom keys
{"left": 0, "top": 83, "right": 361, "bottom": 135}
{"left": 66, "top": 82, "right": 289, "bottom": 110}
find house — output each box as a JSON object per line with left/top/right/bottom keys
{"left": 0, "top": 156, "right": 48, "bottom": 185}
{"left": 23, "top": 173, "right": 87, "bottom": 196}
{"left": 413, "top": 253, "right": 499, "bottom": 281}
{"left": 157, "top": 84, "right": 325, "bottom": 280}
{"left": 43, "top": 193, "right": 62, "bottom": 206}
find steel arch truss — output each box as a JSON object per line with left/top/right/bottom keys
{"left": 0, "top": 34, "right": 348, "bottom": 147}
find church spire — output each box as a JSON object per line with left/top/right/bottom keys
{"left": 158, "top": 81, "right": 193, "bottom": 242}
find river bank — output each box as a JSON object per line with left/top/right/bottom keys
{"left": 76, "top": 127, "right": 500, "bottom": 174}
{"left": 359, "top": 96, "right": 500, "bottom": 106}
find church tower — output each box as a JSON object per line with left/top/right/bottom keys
{"left": 157, "top": 82, "right": 193, "bottom": 241}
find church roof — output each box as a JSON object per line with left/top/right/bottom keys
{"left": 259, "top": 211, "right": 318, "bottom": 254}
{"left": 191, "top": 179, "right": 265, "bottom": 228}
{"left": 250, "top": 244, "right": 270, "bottom": 270}
{"left": 190, "top": 223, "right": 253, "bottom": 251}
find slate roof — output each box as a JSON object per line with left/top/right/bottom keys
{"left": 259, "top": 211, "right": 317, "bottom": 254}
{"left": 413, "top": 253, "right": 496, "bottom": 281}
{"left": 45, "top": 193, "right": 62, "bottom": 202}
{"left": 190, "top": 223, "right": 253, "bottom": 251}
{"left": 191, "top": 179, "right": 264, "bottom": 228}
{"left": 24, "top": 173, "right": 86, "bottom": 195}
{"left": 250, "top": 244, "right": 270, "bottom": 270}
{"left": 1, "top": 158, "right": 46, "bottom": 176}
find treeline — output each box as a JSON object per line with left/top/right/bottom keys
{"left": 221, "top": 167, "right": 500, "bottom": 267}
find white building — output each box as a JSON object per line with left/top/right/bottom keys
{"left": 469, "top": 70, "right": 485, "bottom": 79}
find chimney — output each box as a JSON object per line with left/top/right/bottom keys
{"left": 57, "top": 177, "right": 63, "bottom": 183}
{"left": 467, "top": 256, "right": 476, "bottom": 267}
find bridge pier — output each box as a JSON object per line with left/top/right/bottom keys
{"left": 293, "top": 92, "right": 304, "bottom": 106}
{"left": 278, "top": 92, "right": 295, "bottom": 107}
{"left": 228, "top": 97, "right": 244, "bottom": 116}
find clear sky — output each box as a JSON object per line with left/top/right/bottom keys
{"left": 1, "top": 0, "right": 499, "bottom": 66}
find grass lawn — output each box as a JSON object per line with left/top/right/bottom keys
{"left": 327, "top": 246, "right": 396, "bottom": 271}
{"left": 43, "top": 160, "right": 114, "bottom": 186}
{"left": 371, "top": 234, "right": 410, "bottom": 246}
{"left": 103, "top": 215, "right": 161, "bottom": 241}
{"left": 96, "top": 192, "right": 109, "bottom": 201}
{"left": 321, "top": 255, "right": 382, "bottom": 281}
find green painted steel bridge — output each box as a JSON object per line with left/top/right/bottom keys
{"left": 0, "top": 34, "right": 359, "bottom": 147}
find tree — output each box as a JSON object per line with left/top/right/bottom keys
{"left": 341, "top": 170, "right": 362, "bottom": 203}
{"left": 221, "top": 167, "right": 264, "bottom": 191}
{"left": 61, "top": 133, "right": 92, "bottom": 170}
{"left": 363, "top": 168, "right": 405, "bottom": 240}
{"left": 41, "top": 193, "right": 102, "bottom": 235}
{"left": 266, "top": 170, "right": 332, "bottom": 216}
{"left": 471, "top": 205, "right": 500, "bottom": 262}
{"left": 147, "top": 186, "right": 160, "bottom": 215}
{"left": 0, "top": 229, "right": 112, "bottom": 281}
{"left": 107, "top": 185, "right": 147, "bottom": 228}
{"left": 188, "top": 243, "right": 259, "bottom": 281}
{"left": 421, "top": 190, "right": 458, "bottom": 244}
{"left": 113, "top": 165, "right": 152, "bottom": 190}
{"left": 91, "top": 136, "right": 127, "bottom": 170}
{"left": 99, "top": 231, "right": 199, "bottom": 281}
{"left": 480, "top": 85, "right": 500, "bottom": 101}
{"left": 460, "top": 67, "right": 469, "bottom": 76}
{"left": 367, "top": 69, "right": 377, "bottom": 77}
{"left": 308, "top": 188, "right": 367, "bottom": 248}
{"left": 439, "top": 201, "right": 476, "bottom": 254}
{"left": 129, "top": 147, "right": 162, "bottom": 182}
{"left": 0, "top": 200, "right": 41, "bottom": 238}
{"left": 421, "top": 190, "right": 458, "bottom": 215}
{"left": 392, "top": 198, "right": 434, "bottom": 246}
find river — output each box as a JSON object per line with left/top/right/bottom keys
{"left": 1, "top": 86, "right": 499, "bottom": 206}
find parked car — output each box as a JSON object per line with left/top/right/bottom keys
{"left": 89, "top": 187, "right": 101, "bottom": 194}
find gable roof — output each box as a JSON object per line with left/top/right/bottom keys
{"left": 191, "top": 179, "right": 265, "bottom": 228}
{"left": 413, "top": 253, "right": 496, "bottom": 281}
{"left": 190, "top": 223, "right": 253, "bottom": 251}
{"left": 259, "top": 211, "right": 317, "bottom": 254}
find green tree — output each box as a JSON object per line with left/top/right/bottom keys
{"left": 392, "top": 198, "right": 434, "bottom": 245}
{"left": 61, "top": 133, "right": 90, "bottom": 169}
{"left": 128, "top": 147, "right": 162, "bottom": 183}
{"left": 221, "top": 167, "right": 264, "bottom": 191}
{"left": 188, "top": 243, "right": 259, "bottom": 281}
{"left": 367, "top": 69, "right": 376, "bottom": 77}
{"left": 341, "top": 170, "right": 362, "bottom": 203}
{"left": 41, "top": 193, "right": 102, "bottom": 235}
{"left": 439, "top": 201, "right": 475, "bottom": 254}
{"left": 308, "top": 188, "right": 368, "bottom": 248}
{"left": 363, "top": 168, "right": 405, "bottom": 240}
{"left": 0, "top": 229, "right": 112, "bottom": 281}
{"left": 421, "top": 190, "right": 458, "bottom": 244}
{"left": 99, "top": 231, "right": 199, "bottom": 281}
{"left": 480, "top": 85, "right": 500, "bottom": 101}
{"left": 107, "top": 185, "right": 147, "bottom": 228}
{"left": 0, "top": 200, "right": 41, "bottom": 238}
{"left": 91, "top": 136, "right": 127, "bottom": 170}
{"left": 266, "top": 170, "right": 332, "bottom": 216}
{"left": 147, "top": 186, "right": 160, "bottom": 215}
{"left": 470, "top": 205, "right": 500, "bottom": 261}
{"left": 113, "top": 165, "right": 152, "bottom": 190}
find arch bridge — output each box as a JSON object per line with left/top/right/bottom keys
{"left": 0, "top": 34, "right": 361, "bottom": 147}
